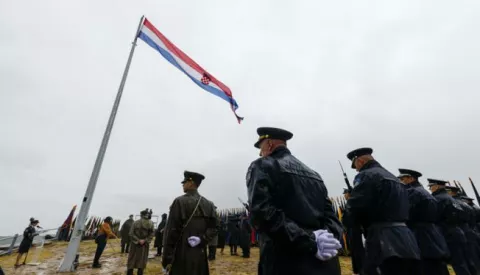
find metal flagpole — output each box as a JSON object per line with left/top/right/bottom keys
{"left": 58, "top": 15, "right": 145, "bottom": 272}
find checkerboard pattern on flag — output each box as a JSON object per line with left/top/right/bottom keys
{"left": 138, "top": 18, "right": 243, "bottom": 123}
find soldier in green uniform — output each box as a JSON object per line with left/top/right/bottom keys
{"left": 127, "top": 209, "right": 155, "bottom": 275}
{"left": 162, "top": 171, "right": 219, "bottom": 275}
{"left": 120, "top": 215, "right": 134, "bottom": 253}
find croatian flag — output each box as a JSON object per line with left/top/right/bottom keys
{"left": 138, "top": 18, "right": 243, "bottom": 123}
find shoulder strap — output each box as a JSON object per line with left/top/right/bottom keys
{"left": 169, "top": 196, "right": 203, "bottom": 267}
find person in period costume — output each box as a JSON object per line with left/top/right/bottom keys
{"left": 446, "top": 186, "right": 480, "bottom": 274}
{"left": 126, "top": 209, "right": 155, "bottom": 275}
{"left": 428, "top": 179, "right": 473, "bottom": 275}
{"left": 92, "top": 216, "right": 117, "bottom": 268}
{"left": 247, "top": 127, "right": 343, "bottom": 275}
{"left": 227, "top": 215, "right": 240, "bottom": 256}
{"left": 162, "top": 171, "right": 219, "bottom": 275}
{"left": 121, "top": 215, "right": 134, "bottom": 254}
{"left": 342, "top": 189, "right": 365, "bottom": 275}
{"left": 15, "top": 219, "right": 40, "bottom": 267}
{"left": 154, "top": 213, "right": 168, "bottom": 257}
{"left": 217, "top": 220, "right": 227, "bottom": 255}
{"left": 207, "top": 224, "right": 218, "bottom": 261}
{"left": 397, "top": 169, "right": 450, "bottom": 275}
{"left": 344, "top": 148, "right": 421, "bottom": 275}
{"left": 239, "top": 212, "right": 252, "bottom": 258}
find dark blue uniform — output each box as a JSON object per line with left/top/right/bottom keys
{"left": 346, "top": 160, "right": 421, "bottom": 275}
{"left": 453, "top": 195, "right": 480, "bottom": 274}
{"left": 432, "top": 188, "right": 473, "bottom": 275}
{"left": 404, "top": 181, "right": 450, "bottom": 275}
{"left": 247, "top": 146, "right": 342, "bottom": 275}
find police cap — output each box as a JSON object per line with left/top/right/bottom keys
{"left": 181, "top": 170, "right": 205, "bottom": 185}
{"left": 254, "top": 127, "right": 293, "bottom": 148}
{"left": 346, "top": 147, "right": 373, "bottom": 168}
{"left": 427, "top": 178, "right": 448, "bottom": 187}
{"left": 398, "top": 168, "right": 422, "bottom": 179}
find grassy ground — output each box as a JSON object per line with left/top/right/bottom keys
{"left": 0, "top": 240, "right": 454, "bottom": 274}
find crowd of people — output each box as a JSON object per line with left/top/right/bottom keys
{"left": 12, "top": 126, "right": 480, "bottom": 275}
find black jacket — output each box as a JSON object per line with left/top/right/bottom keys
{"left": 404, "top": 181, "right": 450, "bottom": 260}
{"left": 345, "top": 160, "right": 420, "bottom": 268}
{"left": 246, "top": 146, "right": 342, "bottom": 275}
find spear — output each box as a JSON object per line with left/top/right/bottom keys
{"left": 469, "top": 177, "right": 480, "bottom": 205}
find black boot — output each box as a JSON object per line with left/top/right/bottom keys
{"left": 127, "top": 269, "right": 134, "bottom": 275}
{"left": 137, "top": 268, "right": 144, "bottom": 275}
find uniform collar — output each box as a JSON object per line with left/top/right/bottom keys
{"left": 186, "top": 189, "right": 200, "bottom": 196}
{"left": 271, "top": 145, "right": 290, "bottom": 156}
{"left": 358, "top": 159, "right": 380, "bottom": 172}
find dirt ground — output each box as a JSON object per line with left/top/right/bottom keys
{"left": 0, "top": 240, "right": 454, "bottom": 274}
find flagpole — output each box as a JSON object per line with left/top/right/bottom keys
{"left": 58, "top": 15, "right": 145, "bottom": 272}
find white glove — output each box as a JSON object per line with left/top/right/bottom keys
{"left": 188, "top": 236, "right": 201, "bottom": 247}
{"left": 313, "top": 229, "right": 342, "bottom": 261}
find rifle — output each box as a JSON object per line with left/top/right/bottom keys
{"left": 455, "top": 181, "right": 467, "bottom": 197}
{"left": 338, "top": 161, "right": 353, "bottom": 191}
{"left": 238, "top": 197, "right": 250, "bottom": 211}
{"left": 469, "top": 177, "right": 480, "bottom": 205}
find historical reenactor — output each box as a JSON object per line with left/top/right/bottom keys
{"left": 120, "top": 215, "right": 134, "bottom": 254}
{"left": 92, "top": 216, "right": 117, "bottom": 268}
{"left": 446, "top": 186, "right": 479, "bottom": 274}
{"left": 397, "top": 169, "right": 450, "bottom": 275}
{"left": 342, "top": 189, "right": 365, "bottom": 275}
{"left": 227, "top": 215, "right": 240, "bottom": 256}
{"left": 162, "top": 171, "right": 219, "bottom": 275}
{"left": 345, "top": 148, "right": 421, "bottom": 274}
{"left": 428, "top": 179, "right": 473, "bottom": 275}
{"left": 15, "top": 218, "right": 40, "bottom": 267}
{"left": 239, "top": 212, "right": 252, "bottom": 258}
{"left": 247, "top": 127, "right": 343, "bottom": 275}
{"left": 217, "top": 220, "right": 227, "bottom": 255}
{"left": 127, "top": 209, "right": 155, "bottom": 275}
{"left": 154, "top": 213, "right": 168, "bottom": 257}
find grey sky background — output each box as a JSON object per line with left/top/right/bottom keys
{"left": 1, "top": 1, "right": 479, "bottom": 235}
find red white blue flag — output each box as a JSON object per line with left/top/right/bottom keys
{"left": 138, "top": 18, "right": 243, "bottom": 123}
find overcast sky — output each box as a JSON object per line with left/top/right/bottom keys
{"left": 1, "top": 1, "right": 479, "bottom": 235}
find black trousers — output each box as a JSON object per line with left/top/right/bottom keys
{"left": 121, "top": 239, "right": 130, "bottom": 253}
{"left": 127, "top": 268, "right": 144, "bottom": 275}
{"left": 156, "top": 245, "right": 163, "bottom": 256}
{"left": 421, "top": 259, "right": 449, "bottom": 275}
{"left": 93, "top": 235, "right": 107, "bottom": 265}
{"left": 378, "top": 257, "right": 422, "bottom": 275}
{"left": 208, "top": 246, "right": 217, "bottom": 260}
{"left": 230, "top": 244, "right": 238, "bottom": 255}
{"left": 241, "top": 244, "right": 250, "bottom": 257}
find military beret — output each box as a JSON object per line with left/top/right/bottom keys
{"left": 398, "top": 168, "right": 422, "bottom": 179}
{"left": 181, "top": 170, "right": 205, "bottom": 185}
{"left": 140, "top": 209, "right": 149, "bottom": 215}
{"left": 346, "top": 147, "right": 373, "bottom": 168}
{"left": 427, "top": 178, "right": 448, "bottom": 187}
{"left": 254, "top": 127, "right": 293, "bottom": 148}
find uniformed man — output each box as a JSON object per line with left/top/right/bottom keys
{"left": 162, "top": 171, "right": 219, "bottom": 275}
{"left": 462, "top": 196, "right": 480, "bottom": 231}
{"left": 345, "top": 148, "right": 421, "bottom": 275}
{"left": 247, "top": 127, "right": 343, "bottom": 275}
{"left": 427, "top": 179, "right": 473, "bottom": 275}
{"left": 120, "top": 215, "right": 134, "bottom": 253}
{"left": 127, "top": 209, "right": 155, "bottom": 275}
{"left": 154, "top": 213, "right": 167, "bottom": 257}
{"left": 446, "top": 186, "right": 479, "bottom": 274}
{"left": 397, "top": 169, "right": 450, "bottom": 275}
{"left": 342, "top": 188, "right": 365, "bottom": 275}
{"left": 239, "top": 212, "right": 252, "bottom": 258}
